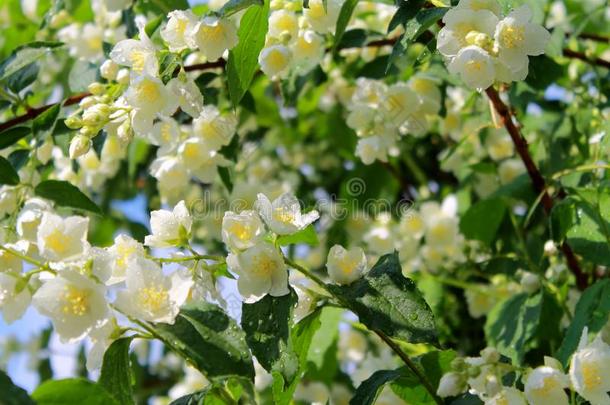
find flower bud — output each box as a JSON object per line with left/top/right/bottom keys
{"left": 117, "top": 119, "right": 132, "bottom": 143}
{"left": 100, "top": 60, "right": 119, "bottom": 81}
{"left": 481, "top": 347, "right": 500, "bottom": 364}
{"left": 36, "top": 139, "right": 54, "bottom": 164}
{"left": 520, "top": 272, "right": 541, "bottom": 294}
{"left": 49, "top": 10, "right": 70, "bottom": 29}
{"left": 79, "top": 96, "right": 97, "bottom": 109}
{"left": 116, "top": 69, "right": 130, "bottom": 85}
{"left": 69, "top": 135, "right": 91, "bottom": 159}
{"left": 451, "top": 357, "right": 467, "bottom": 372}
{"left": 64, "top": 115, "right": 83, "bottom": 129}
{"left": 437, "top": 372, "right": 466, "bottom": 398}
{"left": 87, "top": 82, "right": 105, "bottom": 95}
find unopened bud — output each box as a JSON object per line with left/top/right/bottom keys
{"left": 116, "top": 69, "right": 130, "bottom": 85}
{"left": 480, "top": 347, "right": 500, "bottom": 364}
{"left": 69, "top": 135, "right": 91, "bottom": 159}
{"left": 79, "top": 96, "right": 97, "bottom": 109}
{"left": 521, "top": 272, "right": 541, "bottom": 294}
{"left": 117, "top": 119, "right": 132, "bottom": 143}
{"left": 49, "top": 10, "right": 70, "bottom": 29}
{"left": 451, "top": 357, "right": 467, "bottom": 372}
{"left": 100, "top": 60, "right": 119, "bottom": 81}
{"left": 64, "top": 115, "right": 83, "bottom": 129}
{"left": 87, "top": 82, "right": 105, "bottom": 95}
{"left": 437, "top": 372, "right": 466, "bottom": 398}
{"left": 544, "top": 240, "right": 557, "bottom": 256}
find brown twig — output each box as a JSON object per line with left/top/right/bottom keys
{"left": 485, "top": 87, "right": 588, "bottom": 290}
{"left": 561, "top": 48, "right": 610, "bottom": 69}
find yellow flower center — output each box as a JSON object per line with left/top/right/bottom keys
{"left": 175, "top": 18, "right": 188, "bottom": 36}
{"left": 182, "top": 143, "right": 201, "bottom": 160}
{"left": 136, "top": 79, "right": 161, "bottom": 103}
{"left": 130, "top": 49, "right": 147, "bottom": 73}
{"left": 266, "top": 49, "right": 289, "bottom": 72}
{"left": 115, "top": 243, "right": 137, "bottom": 270}
{"left": 160, "top": 122, "right": 173, "bottom": 142}
{"left": 466, "top": 60, "right": 485, "bottom": 72}
{"left": 533, "top": 376, "right": 559, "bottom": 396}
{"left": 45, "top": 229, "right": 71, "bottom": 255}
{"left": 500, "top": 25, "right": 525, "bottom": 49}
{"left": 273, "top": 207, "right": 295, "bottom": 224}
{"left": 62, "top": 286, "right": 89, "bottom": 316}
{"left": 337, "top": 257, "right": 359, "bottom": 275}
{"left": 228, "top": 222, "right": 253, "bottom": 241}
{"left": 138, "top": 286, "right": 168, "bottom": 312}
{"left": 581, "top": 362, "right": 601, "bottom": 390}
{"left": 252, "top": 254, "right": 277, "bottom": 276}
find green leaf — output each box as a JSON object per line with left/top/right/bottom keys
{"left": 272, "top": 306, "right": 325, "bottom": 405}
{"left": 557, "top": 279, "right": 610, "bottom": 365}
{"left": 0, "top": 370, "right": 35, "bottom": 405}
{"left": 561, "top": 187, "right": 610, "bottom": 266}
{"left": 305, "top": 306, "right": 343, "bottom": 383}
{"left": 6, "top": 62, "right": 39, "bottom": 92}
{"left": 226, "top": 0, "right": 269, "bottom": 106}
{"left": 403, "top": 7, "right": 447, "bottom": 42}
{"left": 0, "top": 156, "right": 20, "bottom": 185}
{"left": 484, "top": 291, "right": 543, "bottom": 365}
{"left": 33, "top": 104, "right": 61, "bottom": 138}
{"left": 460, "top": 197, "right": 506, "bottom": 246}
{"left": 153, "top": 301, "right": 255, "bottom": 380}
{"left": 276, "top": 224, "right": 319, "bottom": 246}
{"left": 69, "top": 60, "right": 99, "bottom": 92}
{"left": 144, "top": 14, "right": 164, "bottom": 37}
{"left": 136, "top": 0, "right": 189, "bottom": 14}
{"left": 328, "top": 253, "right": 438, "bottom": 344}
{"left": 0, "top": 41, "right": 64, "bottom": 81}
{"left": 99, "top": 337, "right": 135, "bottom": 405}
{"left": 170, "top": 377, "right": 255, "bottom": 405}
{"left": 35, "top": 180, "right": 102, "bottom": 214}
{"left": 218, "top": 166, "right": 233, "bottom": 193}
{"left": 0, "top": 126, "right": 31, "bottom": 150}
{"left": 32, "top": 379, "right": 119, "bottom": 405}
{"left": 241, "top": 291, "right": 298, "bottom": 386}
{"left": 525, "top": 55, "right": 565, "bottom": 90}
{"left": 333, "top": 0, "right": 359, "bottom": 51}
{"left": 218, "top": 0, "right": 263, "bottom": 17}
{"left": 351, "top": 368, "right": 404, "bottom": 405}
{"left": 391, "top": 350, "right": 456, "bottom": 404}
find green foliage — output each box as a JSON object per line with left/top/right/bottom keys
{"left": 0, "top": 126, "right": 31, "bottom": 149}
{"left": 218, "top": 0, "right": 264, "bottom": 17}
{"left": 0, "top": 370, "right": 35, "bottom": 405}
{"left": 242, "top": 291, "right": 299, "bottom": 386}
{"left": 32, "top": 379, "right": 119, "bottom": 405}
{"left": 99, "top": 337, "right": 135, "bottom": 405}
{"left": 0, "top": 42, "right": 63, "bottom": 82}
{"left": 276, "top": 224, "right": 319, "bottom": 246}
{"left": 485, "top": 290, "right": 562, "bottom": 365}
{"left": 329, "top": 253, "right": 438, "bottom": 344}
{"left": 460, "top": 197, "right": 506, "bottom": 246}
{"left": 34, "top": 180, "right": 102, "bottom": 214}
{"left": 0, "top": 155, "right": 20, "bottom": 185}
{"left": 153, "top": 302, "right": 255, "bottom": 380}
{"left": 333, "top": 0, "right": 360, "bottom": 51}
{"left": 557, "top": 279, "right": 610, "bottom": 365}
{"left": 226, "top": 0, "right": 270, "bottom": 106}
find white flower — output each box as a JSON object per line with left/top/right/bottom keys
{"left": 456, "top": 0, "right": 502, "bottom": 16}
{"left": 100, "top": 59, "right": 119, "bottom": 81}
{"left": 227, "top": 242, "right": 289, "bottom": 302}
{"left": 86, "top": 318, "right": 116, "bottom": 371}
{"left": 485, "top": 387, "right": 527, "bottom": 405}
{"left": 448, "top": 46, "right": 496, "bottom": 89}
{"left": 0, "top": 273, "right": 31, "bottom": 323}
{"left": 569, "top": 334, "right": 610, "bottom": 405}
{"left": 110, "top": 24, "right": 158, "bottom": 76}
{"left": 256, "top": 192, "right": 319, "bottom": 235}
{"left": 32, "top": 271, "right": 108, "bottom": 342}
{"left": 424, "top": 215, "right": 460, "bottom": 247}
{"left": 259, "top": 45, "right": 292, "bottom": 79}
{"left": 485, "top": 127, "right": 514, "bottom": 161}
{"left": 498, "top": 158, "right": 525, "bottom": 184}
{"left": 150, "top": 156, "right": 190, "bottom": 204}
{"left": 192, "top": 106, "right": 237, "bottom": 150}
{"left": 124, "top": 75, "right": 178, "bottom": 126}
{"left": 187, "top": 16, "right": 238, "bottom": 61}
{"left": 0, "top": 186, "right": 18, "bottom": 217}
{"left": 161, "top": 10, "right": 198, "bottom": 52}
{"left": 524, "top": 366, "right": 570, "bottom": 405}
{"left": 166, "top": 77, "right": 204, "bottom": 118}
{"left": 268, "top": 10, "right": 299, "bottom": 40}
{"left": 146, "top": 118, "right": 182, "bottom": 155}
{"left": 16, "top": 198, "right": 50, "bottom": 241}
{"left": 355, "top": 135, "right": 395, "bottom": 165}
{"left": 437, "top": 8, "right": 498, "bottom": 57}
{"left": 69, "top": 134, "right": 92, "bottom": 159}
{"left": 106, "top": 234, "right": 145, "bottom": 284}
{"left": 303, "top": 0, "right": 343, "bottom": 34}
{"left": 115, "top": 257, "right": 193, "bottom": 323}
{"left": 290, "top": 30, "right": 324, "bottom": 73}
{"left": 326, "top": 245, "right": 367, "bottom": 285}
{"left": 0, "top": 243, "right": 24, "bottom": 274}
{"left": 383, "top": 82, "right": 419, "bottom": 127}
{"left": 102, "top": 0, "right": 131, "bottom": 12}
{"left": 221, "top": 210, "right": 265, "bottom": 251}
{"left": 145, "top": 200, "right": 192, "bottom": 248}
{"left": 178, "top": 137, "right": 230, "bottom": 183}
{"left": 437, "top": 372, "right": 466, "bottom": 398}
{"left": 37, "top": 212, "right": 89, "bottom": 261}
{"left": 494, "top": 5, "right": 550, "bottom": 74}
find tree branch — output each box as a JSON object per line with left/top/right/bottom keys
{"left": 485, "top": 87, "right": 588, "bottom": 290}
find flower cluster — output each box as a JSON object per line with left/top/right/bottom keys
{"left": 223, "top": 192, "right": 319, "bottom": 302}
{"left": 438, "top": 330, "right": 610, "bottom": 405}
{"left": 438, "top": 0, "right": 551, "bottom": 89}
{"left": 343, "top": 75, "right": 441, "bottom": 164}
